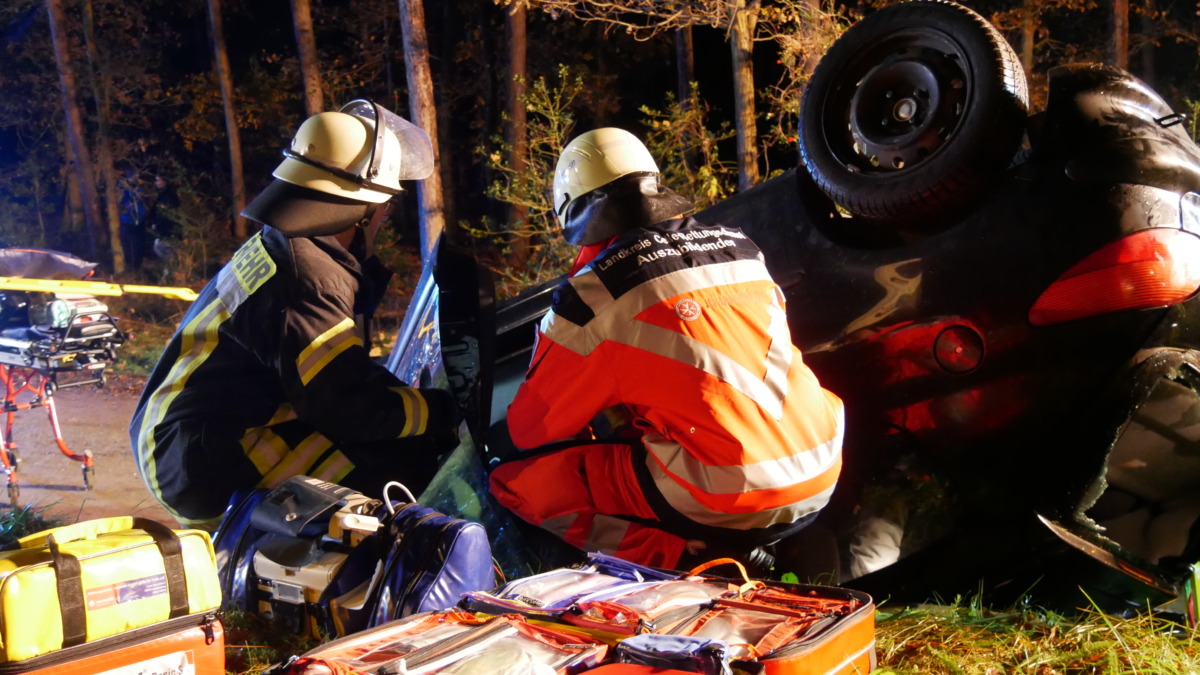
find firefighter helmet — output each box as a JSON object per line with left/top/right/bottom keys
{"left": 243, "top": 100, "right": 433, "bottom": 236}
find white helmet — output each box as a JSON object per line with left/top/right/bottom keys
{"left": 276, "top": 100, "right": 434, "bottom": 203}
{"left": 552, "top": 128, "right": 659, "bottom": 216}
{"left": 243, "top": 100, "right": 434, "bottom": 236}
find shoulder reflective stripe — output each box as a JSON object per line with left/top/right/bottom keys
{"left": 216, "top": 232, "right": 276, "bottom": 312}
{"left": 583, "top": 514, "right": 633, "bottom": 557}
{"left": 241, "top": 426, "right": 290, "bottom": 475}
{"left": 297, "top": 318, "right": 362, "bottom": 385}
{"left": 548, "top": 269, "right": 793, "bottom": 417}
{"left": 390, "top": 386, "right": 429, "bottom": 437}
{"left": 568, "top": 258, "right": 773, "bottom": 321}
{"left": 311, "top": 451, "right": 354, "bottom": 484}
{"left": 258, "top": 432, "right": 335, "bottom": 488}
{"left": 647, "top": 455, "right": 837, "bottom": 530}
{"left": 643, "top": 409, "right": 844, "bottom": 495}
{"left": 134, "top": 298, "right": 230, "bottom": 521}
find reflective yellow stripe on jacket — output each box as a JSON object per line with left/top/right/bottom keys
{"left": 134, "top": 233, "right": 276, "bottom": 526}
{"left": 389, "top": 386, "right": 429, "bottom": 437}
{"left": 297, "top": 318, "right": 362, "bottom": 385}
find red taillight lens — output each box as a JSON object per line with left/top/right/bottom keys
{"left": 1029, "top": 228, "right": 1200, "bottom": 325}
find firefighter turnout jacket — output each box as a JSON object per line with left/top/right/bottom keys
{"left": 131, "top": 226, "right": 454, "bottom": 528}
{"left": 496, "top": 216, "right": 844, "bottom": 566}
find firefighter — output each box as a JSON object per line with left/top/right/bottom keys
{"left": 131, "top": 100, "right": 459, "bottom": 529}
{"left": 490, "top": 127, "right": 846, "bottom": 571}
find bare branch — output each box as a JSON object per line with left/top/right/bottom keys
{"left": 519, "top": 0, "right": 739, "bottom": 39}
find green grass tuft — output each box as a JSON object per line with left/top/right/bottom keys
{"left": 0, "top": 503, "right": 64, "bottom": 547}
{"left": 874, "top": 600, "right": 1200, "bottom": 673}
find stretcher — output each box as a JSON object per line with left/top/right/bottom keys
{"left": 0, "top": 248, "right": 198, "bottom": 506}
{"left": 0, "top": 290, "right": 126, "bottom": 504}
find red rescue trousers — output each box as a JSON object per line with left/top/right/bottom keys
{"left": 489, "top": 444, "right": 689, "bottom": 569}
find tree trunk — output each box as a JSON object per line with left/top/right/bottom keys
{"left": 398, "top": 0, "right": 445, "bottom": 265}
{"left": 674, "top": 25, "right": 698, "bottom": 173}
{"left": 62, "top": 147, "right": 84, "bottom": 247}
{"left": 82, "top": 0, "right": 124, "bottom": 273}
{"left": 1139, "top": 0, "right": 1155, "bottom": 84}
{"left": 1110, "top": 0, "right": 1129, "bottom": 70}
{"left": 207, "top": 0, "right": 247, "bottom": 239}
{"left": 730, "top": 0, "right": 760, "bottom": 191}
{"left": 45, "top": 0, "right": 101, "bottom": 263}
{"left": 1021, "top": 0, "right": 1035, "bottom": 72}
{"left": 290, "top": 0, "right": 323, "bottom": 115}
{"left": 675, "top": 26, "right": 694, "bottom": 108}
{"left": 505, "top": 2, "right": 529, "bottom": 262}
{"left": 435, "top": 0, "right": 457, "bottom": 232}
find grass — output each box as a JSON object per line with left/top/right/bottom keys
{"left": 223, "top": 611, "right": 319, "bottom": 675}
{"left": 0, "top": 503, "right": 63, "bottom": 547}
{"left": 874, "top": 600, "right": 1200, "bottom": 674}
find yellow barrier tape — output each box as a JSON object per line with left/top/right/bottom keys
{"left": 0, "top": 277, "right": 199, "bottom": 302}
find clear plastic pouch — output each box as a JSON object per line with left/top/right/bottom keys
{"left": 278, "top": 611, "right": 607, "bottom": 675}
{"left": 569, "top": 579, "right": 732, "bottom": 633}
{"left": 497, "top": 568, "right": 626, "bottom": 608}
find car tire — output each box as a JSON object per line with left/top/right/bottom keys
{"left": 798, "top": 0, "right": 1028, "bottom": 229}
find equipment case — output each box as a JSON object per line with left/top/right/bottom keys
{"left": 0, "top": 612, "right": 224, "bottom": 675}
{"left": 0, "top": 516, "right": 222, "bottom": 663}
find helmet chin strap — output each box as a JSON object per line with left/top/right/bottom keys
{"left": 348, "top": 203, "right": 380, "bottom": 260}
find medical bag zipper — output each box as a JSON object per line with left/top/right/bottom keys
{"left": 0, "top": 612, "right": 220, "bottom": 674}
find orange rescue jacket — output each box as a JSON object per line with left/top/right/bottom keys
{"left": 507, "top": 217, "right": 845, "bottom": 530}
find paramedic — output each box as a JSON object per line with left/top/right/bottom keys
{"left": 490, "top": 128, "right": 845, "bottom": 570}
{"left": 131, "top": 100, "right": 459, "bottom": 529}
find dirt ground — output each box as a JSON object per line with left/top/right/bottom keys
{"left": 0, "top": 374, "right": 178, "bottom": 527}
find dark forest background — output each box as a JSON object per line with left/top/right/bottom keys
{"left": 3, "top": 0, "right": 1200, "bottom": 295}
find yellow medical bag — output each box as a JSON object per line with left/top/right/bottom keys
{"left": 0, "top": 516, "right": 221, "bottom": 663}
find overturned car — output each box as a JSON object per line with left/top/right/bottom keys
{"left": 390, "top": 0, "right": 1200, "bottom": 618}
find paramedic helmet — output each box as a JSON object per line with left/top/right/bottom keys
{"left": 553, "top": 128, "right": 694, "bottom": 246}
{"left": 242, "top": 100, "right": 434, "bottom": 236}
{"left": 553, "top": 128, "right": 658, "bottom": 218}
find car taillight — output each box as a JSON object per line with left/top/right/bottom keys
{"left": 1029, "top": 228, "right": 1200, "bottom": 325}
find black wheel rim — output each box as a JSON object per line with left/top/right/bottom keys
{"left": 823, "top": 29, "right": 971, "bottom": 175}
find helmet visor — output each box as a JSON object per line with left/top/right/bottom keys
{"left": 339, "top": 99, "right": 435, "bottom": 185}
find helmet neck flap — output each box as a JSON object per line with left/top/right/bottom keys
{"left": 561, "top": 172, "right": 696, "bottom": 246}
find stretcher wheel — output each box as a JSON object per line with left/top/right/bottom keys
{"left": 82, "top": 464, "right": 94, "bottom": 490}
{"left": 6, "top": 482, "right": 17, "bottom": 507}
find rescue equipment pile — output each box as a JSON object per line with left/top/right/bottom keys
{"left": 0, "top": 476, "right": 876, "bottom": 674}
{"left": 267, "top": 553, "right": 876, "bottom": 675}
{"left": 218, "top": 477, "right": 876, "bottom": 673}
{"left": 214, "top": 476, "right": 495, "bottom": 640}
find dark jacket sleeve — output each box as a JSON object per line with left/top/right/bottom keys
{"left": 278, "top": 272, "right": 455, "bottom": 442}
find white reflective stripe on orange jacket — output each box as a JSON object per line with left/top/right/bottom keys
{"left": 506, "top": 218, "right": 845, "bottom": 528}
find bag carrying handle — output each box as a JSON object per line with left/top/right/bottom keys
{"left": 684, "top": 557, "right": 763, "bottom": 596}
{"left": 47, "top": 517, "right": 189, "bottom": 648}
{"left": 17, "top": 515, "right": 154, "bottom": 549}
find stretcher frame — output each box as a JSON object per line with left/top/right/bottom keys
{"left": 0, "top": 306, "right": 126, "bottom": 505}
